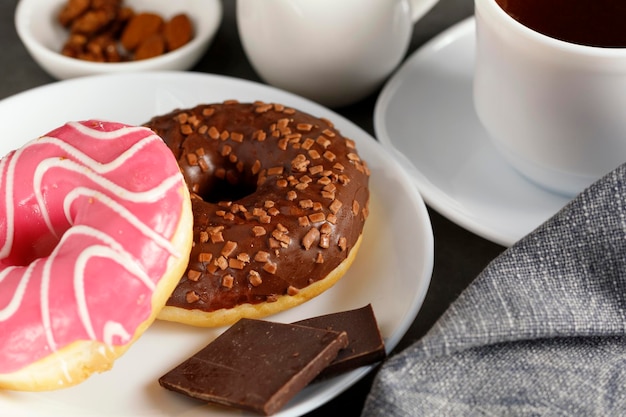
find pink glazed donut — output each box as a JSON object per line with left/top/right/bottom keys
{"left": 0, "top": 120, "right": 192, "bottom": 391}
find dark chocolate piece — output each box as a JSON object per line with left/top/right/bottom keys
{"left": 294, "top": 304, "right": 386, "bottom": 379}
{"left": 159, "top": 318, "right": 348, "bottom": 416}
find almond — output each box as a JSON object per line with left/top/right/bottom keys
{"left": 120, "top": 12, "right": 163, "bottom": 51}
{"left": 164, "top": 14, "right": 193, "bottom": 51}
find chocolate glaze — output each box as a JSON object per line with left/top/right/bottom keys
{"left": 144, "top": 101, "right": 370, "bottom": 312}
{"left": 158, "top": 318, "right": 349, "bottom": 415}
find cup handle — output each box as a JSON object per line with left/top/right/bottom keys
{"left": 408, "top": 0, "right": 439, "bottom": 23}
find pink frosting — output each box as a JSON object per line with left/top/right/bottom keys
{"left": 0, "top": 120, "right": 186, "bottom": 375}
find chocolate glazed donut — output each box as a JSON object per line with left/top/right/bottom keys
{"left": 145, "top": 101, "right": 370, "bottom": 327}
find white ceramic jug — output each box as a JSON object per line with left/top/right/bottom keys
{"left": 237, "top": 0, "right": 438, "bottom": 108}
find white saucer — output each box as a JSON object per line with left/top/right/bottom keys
{"left": 374, "top": 17, "right": 571, "bottom": 247}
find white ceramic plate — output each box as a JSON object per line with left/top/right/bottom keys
{"left": 0, "top": 72, "right": 434, "bottom": 417}
{"left": 374, "top": 17, "right": 571, "bottom": 247}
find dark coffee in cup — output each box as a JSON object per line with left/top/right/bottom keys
{"left": 495, "top": 0, "right": 626, "bottom": 48}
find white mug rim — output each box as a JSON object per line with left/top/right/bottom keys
{"left": 475, "top": 0, "right": 626, "bottom": 58}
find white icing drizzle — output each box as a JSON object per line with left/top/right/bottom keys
{"left": 0, "top": 265, "right": 29, "bottom": 321}
{"left": 40, "top": 250, "right": 56, "bottom": 351}
{"left": 103, "top": 321, "right": 131, "bottom": 346}
{"left": 35, "top": 133, "right": 157, "bottom": 176}
{"left": 74, "top": 244, "right": 153, "bottom": 341}
{"left": 32, "top": 130, "right": 174, "bottom": 236}
{"left": 34, "top": 158, "right": 183, "bottom": 237}
{"left": 67, "top": 120, "right": 147, "bottom": 141}
{"left": 63, "top": 186, "right": 180, "bottom": 256}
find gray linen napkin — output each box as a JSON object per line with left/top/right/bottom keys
{"left": 362, "top": 164, "right": 626, "bottom": 416}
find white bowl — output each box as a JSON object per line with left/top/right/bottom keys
{"left": 15, "top": 0, "right": 222, "bottom": 80}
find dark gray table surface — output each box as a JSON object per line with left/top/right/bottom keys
{"left": 0, "top": 0, "right": 506, "bottom": 415}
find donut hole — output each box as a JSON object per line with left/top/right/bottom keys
{"left": 5, "top": 221, "right": 65, "bottom": 267}
{"left": 191, "top": 163, "right": 259, "bottom": 204}
{"left": 30, "top": 235, "right": 60, "bottom": 264}
{"left": 183, "top": 150, "right": 260, "bottom": 204}
{"left": 9, "top": 236, "right": 58, "bottom": 267}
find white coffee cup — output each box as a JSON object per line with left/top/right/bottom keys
{"left": 237, "top": 0, "right": 439, "bottom": 108}
{"left": 473, "top": 0, "right": 626, "bottom": 197}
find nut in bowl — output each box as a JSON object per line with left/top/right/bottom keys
{"left": 15, "top": 0, "right": 222, "bottom": 80}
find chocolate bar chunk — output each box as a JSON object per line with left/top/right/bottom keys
{"left": 159, "top": 318, "right": 348, "bottom": 416}
{"left": 294, "top": 304, "right": 386, "bottom": 379}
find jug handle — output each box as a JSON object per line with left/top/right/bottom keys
{"left": 409, "top": 0, "right": 439, "bottom": 23}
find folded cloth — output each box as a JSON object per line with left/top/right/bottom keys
{"left": 362, "top": 164, "right": 626, "bottom": 417}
